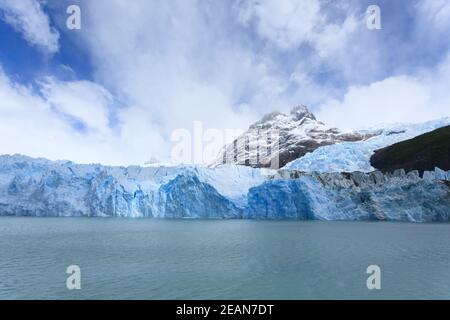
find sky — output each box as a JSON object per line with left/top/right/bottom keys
{"left": 0, "top": 0, "right": 449, "bottom": 165}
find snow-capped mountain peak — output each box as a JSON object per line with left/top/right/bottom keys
{"left": 217, "top": 105, "right": 377, "bottom": 168}
{"left": 290, "top": 104, "right": 317, "bottom": 121}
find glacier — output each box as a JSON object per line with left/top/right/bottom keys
{"left": 0, "top": 154, "right": 449, "bottom": 222}
{"left": 248, "top": 169, "right": 450, "bottom": 222}
{"left": 284, "top": 117, "right": 450, "bottom": 172}
{"left": 0, "top": 154, "right": 268, "bottom": 218}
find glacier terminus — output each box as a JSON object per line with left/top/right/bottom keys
{"left": 0, "top": 152, "right": 449, "bottom": 222}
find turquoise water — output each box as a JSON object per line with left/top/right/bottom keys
{"left": 1, "top": 218, "right": 450, "bottom": 300}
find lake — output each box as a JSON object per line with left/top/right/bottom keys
{"left": 1, "top": 218, "right": 450, "bottom": 300}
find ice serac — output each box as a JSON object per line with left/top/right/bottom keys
{"left": 155, "top": 174, "right": 241, "bottom": 218}
{"left": 248, "top": 169, "right": 450, "bottom": 222}
{"left": 246, "top": 179, "right": 315, "bottom": 220}
{"left": 0, "top": 156, "right": 152, "bottom": 217}
{"left": 215, "top": 105, "right": 376, "bottom": 168}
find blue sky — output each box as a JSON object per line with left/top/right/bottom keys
{"left": 0, "top": 0, "right": 449, "bottom": 165}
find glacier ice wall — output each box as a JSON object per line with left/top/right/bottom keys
{"left": 249, "top": 169, "right": 450, "bottom": 222}
{"left": 0, "top": 155, "right": 266, "bottom": 218}
{"left": 0, "top": 154, "right": 449, "bottom": 221}
{"left": 154, "top": 174, "right": 241, "bottom": 218}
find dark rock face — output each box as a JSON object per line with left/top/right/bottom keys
{"left": 371, "top": 125, "right": 450, "bottom": 175}
{"left": 216, "top": 105, "right": 378, "bottom": 169}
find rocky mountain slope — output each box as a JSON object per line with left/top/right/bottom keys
{"left": 216, "top": 105, "right": 377, "bottom": 168}
{"left": 371, "top": 125, "right": 450, "bottom": 175}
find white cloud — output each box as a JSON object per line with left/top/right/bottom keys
{"left": 234, "top": 0, "right": 381, "bottom": 85}
{"left": 40, "top": 78, "right": 112, "bottom": 134}
{"left": 416, "top": 0, "right": 450, "bottom": 32}
{"left": 236, "top": 0, "right": 323, "bottom": 49}
{"left": 1, "top": 1, "right": 265, "bottom": 165}
{"left": 317, "top": 55, "right": 450, "bottom": 130}
{"left": 0, "top": 0, "right": 59, "bottom": 53}
{"left": 0, "top": 66, "right": 164, "bottom": 166}
{"left": 0, "top": 0, "right": 266, "bottom": 166}
{"left": 309, "top": 14, "right": 359, "bottom": 58}
{"left": 75, "top": 0, "right": 288, "bottom": 161}
{"left": 235, "top": 0, "right": 359, "bottom": 54}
